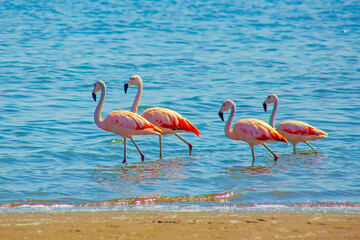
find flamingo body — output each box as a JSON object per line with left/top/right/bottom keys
{"left": 277, "top": 120, "right": 327, "bottom": 148}
{"left": 124, "top": 75, "right": 200, "bottom": 158}
{"left": 141, "top": 107, "right": 201, "bottom": 137}
{"left": 101, "top": 111, "right": 163, "bottom": 138}
{"left": 263, "top": 94, "right": 327, "bottom": 153}
{"left": 219, "top": 99, "right": 287, "bottom": 164}
{"left": 92, "top": 80, "right": 163, "bottom": 163}
{"left": 230, "top": 119, "right": 288, "bottom": 145}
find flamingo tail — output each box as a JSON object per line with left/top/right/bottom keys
{"left": 180, "top": 118, "right": 201, "bottom": 137}
{"left": 276, "top": 132, "right": 288, "bottom": 144}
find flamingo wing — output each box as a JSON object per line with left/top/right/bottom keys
{"left": 233, "top": 119, "right": 288, "bottom": 144}
{"left": 141, "top": 107, "right": 201, "bottom": 137}
{"left": 102, "top": 110, "right": 163, "bottom": 137}
{"left": 277, "top": 120, "right": 327, "bottom": 141}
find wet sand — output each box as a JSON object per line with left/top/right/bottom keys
{"left": 0, "top": 212, "right": 359, "bottom": 239}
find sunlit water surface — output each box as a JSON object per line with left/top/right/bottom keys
{"left": 0, "top": 0, "right": 359, "bottom": 212}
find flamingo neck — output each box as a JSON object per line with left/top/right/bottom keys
{"left": 269, "top": 97, "right": 278, "bottom": 128}
{"left": 225, "top": 104, "right": 236, "bottom": 139}
{"left": 94, "top": 84, "right": 106, "bottom": 130}
{"left": 131, "top": 81, "right": 143, "bottom": 114}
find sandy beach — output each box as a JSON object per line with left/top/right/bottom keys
{"left": 0, "top": 212, "right": 359, "bottom": 239}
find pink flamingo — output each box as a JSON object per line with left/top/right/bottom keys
{"left": 263, "top": 94, "right": 327, "bottom": 153}
{"left": 124, "top": 75, "right": 201, "bottom": 158}
{"left": 218, "top": 99, "right": 288, "bottom": 164}
{"left": 92, "top": 80, "right": 163, "bottom": 164}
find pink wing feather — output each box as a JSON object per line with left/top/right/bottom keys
{"left": 277, "top": 120, "right": 327, "bottom": 138}
{"left": 233, "top": 119, "right": 288, "bottom": 144}
{"left": 103, "top": 110, "right": 163, "bottom": 134}
{"left": 141, "top": 107, "right": 201, "bottom": 137}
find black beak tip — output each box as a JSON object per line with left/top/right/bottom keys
{"left": 218, "top": 112, "right": 224, "bottom": 121}
{"left": 92, "top": 92, "right": 96, "bottom": 102}
{"left": 263, "top": 102, "right": 267, "bottom": 112}
{"left": 124, "top": 83, "right": 129, "bottom": 93}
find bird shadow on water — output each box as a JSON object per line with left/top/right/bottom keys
{"left": 224, "top": 151, "right": 327, "bottom": 176}
{"left": 91, "top": 156, "right": 191, "bottom": 194}
{"left": 225, "top": 163, "right": 277, "bottom": 176}
{"left": 280, "top": 150, "right": 327, "bottom": 167}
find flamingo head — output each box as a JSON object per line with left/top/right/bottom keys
{"left": 124, "top": 75, "right": 142, "bottom": 93}
{"left": 263, "top": 94, "right": 278, "bottom": 112}
{"left": 92, "top": 80, "right": 105, "bottom": 102}
{"left": 218, "top": 99, "right": 235, "bottom": 121}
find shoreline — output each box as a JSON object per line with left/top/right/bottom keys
{"left": 1, "top": 211, "right": 359, "bottom": 239}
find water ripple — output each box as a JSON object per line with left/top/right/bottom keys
{"left": 0, "top": 0, "right": 359, "bottom": 210}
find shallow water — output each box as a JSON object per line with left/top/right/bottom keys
{"left": 1, "top": 0, "right": 360, "bottom": 212}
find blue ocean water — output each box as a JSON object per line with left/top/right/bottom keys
{"left": 1, "top": 0, "right": 360, "bottom": 212}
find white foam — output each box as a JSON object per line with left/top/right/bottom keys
{"left": 1, "top": 202, "right": 359, "bottom": 213}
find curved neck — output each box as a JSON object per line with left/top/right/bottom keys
{"left": 225, "top": 104, "right": 236, "bottom": 139}
{"left": 94, "top": 84, "right": 106, "bottom": 129}
{"left": 131, "top": 82, "right": 142, "bottom": 114}
{"left": 269, "top": 97, "right": 278, "bottom": 128}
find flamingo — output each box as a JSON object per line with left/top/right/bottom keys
{"left": 263, "top": 94, "right": 327, "bottom": 153}
{"left": 92, "top": 80, "right": 163, "bottom": 164}
{"left": 218, "top": 99, "right": 288, "bottom": 164}
{"left": 124, "top": 75, "right": 200, "bottom": 158}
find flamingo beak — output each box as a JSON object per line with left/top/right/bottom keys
{"left": 218, "top": 112, "right": 224, "bottom": 121}
{"left": 124, "top": 83, "right": 129, "bottom": 93}
{"left": 263, "top": 102, "right": 267, "bottom": 112}
{"left": 92, "top": 91, "right": 97, "bottom": 102}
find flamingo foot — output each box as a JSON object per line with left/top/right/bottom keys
{"left": 174, "top": 134, "right": 193, "bottom": 155}
{"left": 140, "top": 154, "right": 145, "bottom": 162}
{"left": 122, "top": 158, "right": 127, "bottom": 164}
{"left": 262, "top": 144, "right": 278, "bottom": 162}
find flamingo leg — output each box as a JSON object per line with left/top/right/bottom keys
{"left": 262, "top": 144, "right": 278, "bottom": 161}
{"left": 129, "top": 138, "right": 145, "bottom": 162}
{"left": 250, "top": 146, "right": 255, "bottom": 166}
{"left": 305, "top": 141, "right": 316, "bottom": 150}
{"left": 122, "top": 138, "right": 127, "bottom": 164}
{"left": 292, "top": 143, "right": 297, "bottom": 154}
{"left": 174, "top": 133, "right": 193, "bottom": 155}
{"left": 159, "top": 135, "right": 163, "bottom": 159}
